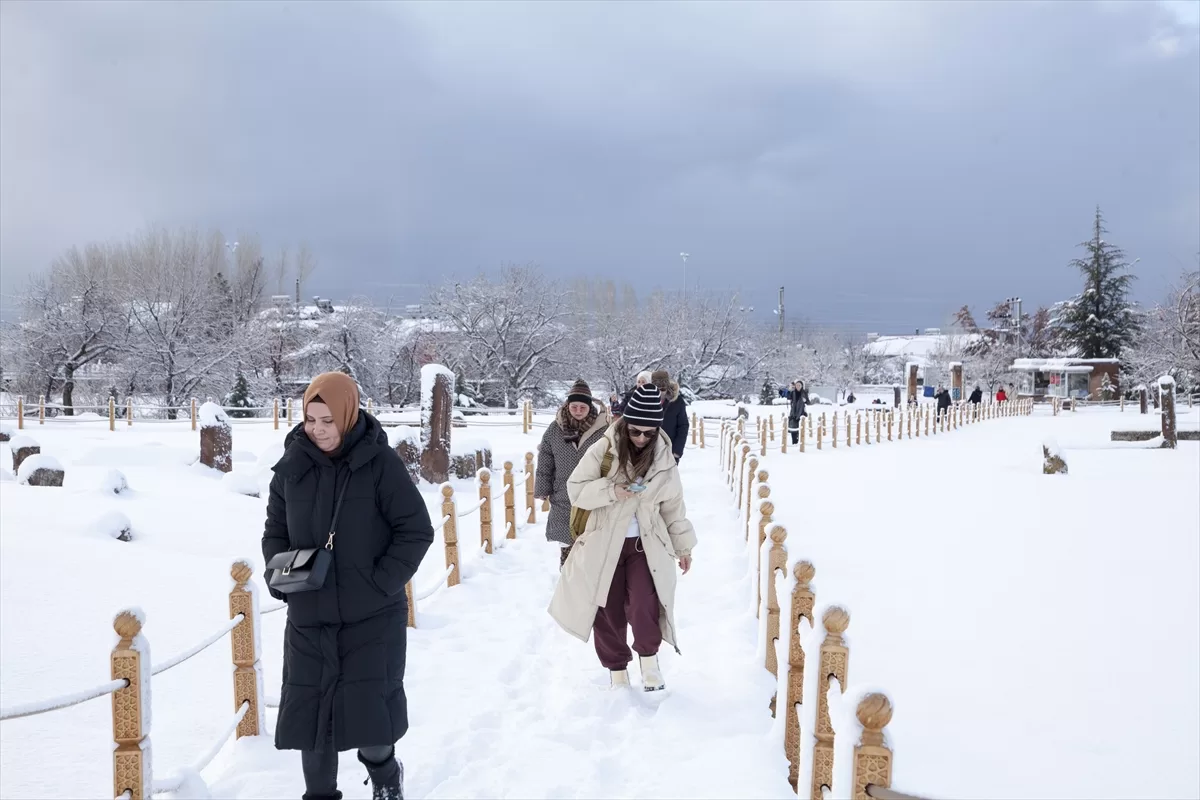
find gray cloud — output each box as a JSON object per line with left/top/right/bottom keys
{"left": 1, "top": 0, "right": 1197, "bottom": 331}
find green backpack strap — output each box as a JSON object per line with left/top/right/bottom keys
{"left": 569, "top": 442, "right": 614, "bottom": 542}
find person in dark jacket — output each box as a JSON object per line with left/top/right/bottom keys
{"left": 263, "top": 371, "right": 434, "bottom": 800}
{"left": 968, "top": 385, "right": 983, "bottom": 405}
{"left": 534, "top": 379, "right": 612, "bottom": 569}
{"left": 651, "top": 369, "right": 689, "bottom": 462}
{"left": 787, "top": 380, "right": 809, "bottom": 444}
{"left": 935, "top": 385, "right": 953, "bottom": 420}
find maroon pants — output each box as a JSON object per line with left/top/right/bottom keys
{"left": 593, "top": 537, "right": 663, "bottom": 670}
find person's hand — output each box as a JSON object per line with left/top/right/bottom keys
{"left": 678, "top": 555, "right": 692, "bottom": 574}
{"left": 614, "top": 484, "right": 636, "bottom": 501}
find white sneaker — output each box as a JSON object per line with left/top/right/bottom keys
{"left": 639, "top": 654, "right": 665, "bottom": 692}
{"left": 610, "top": 668, "right": 630, "bottom": 688}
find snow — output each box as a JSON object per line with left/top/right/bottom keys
{"left": 385, "top": 425, "right": 420, "bottom": 450}
{"left": 198, "top": 402, "right": 230, "bottom": 430}
{"left": 8, "top": 433, "right": 39, "bottom": 451}
{"left": 92, "top": 510, "right": 134, "bottom": 542}
{"left": 222, "top": 470, "right": 261, "bottom": 498}
{"left": 16, "top": 453, "right": 63, "bottom": 483}
{"left": 450, "top": 436, "right": 491, "bottom": 456}
{"left": 1158, "top": 375, "right": 1177, "bottom": 388}
{"left": 2, "top": 405, "right": 1198, "bottom": 799}
{"left": 101, "top": 468, "right": 130, "bottom": 495}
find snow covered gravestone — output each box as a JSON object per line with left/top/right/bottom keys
{"left": 18, "top": 453, "right": 65, "bottom": 487}
{"left": 198, "top": 401, "right": 233, "bottom": 473}
{"left": 1159, "top": 376, "right": 1177, "bottom": 449}
{"left": 1042, "top": 438, "right": 1068, "bottom": 475}
{"left": 420, "top": 364, "right": 455, "bottom": 484}
{"left": 10, "top": 434, "right": 40, "bottom": 474}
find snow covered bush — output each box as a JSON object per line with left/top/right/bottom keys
{"left": 93, "top": 510, "right": 134, "bottom": 542}
{"left": 100, "top": 468, "right": 129, "bottom": 495}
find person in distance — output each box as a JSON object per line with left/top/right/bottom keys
{"left": 263, "top": 371, "right": 434, "bottom": 800}
{"left": 549, "top": 382, "right": 697, "bottom": 692}
{"left": 650, "top": 369, "right": 689, "bottom": 463}
{"left": 534, "top": 378, "right": 612, "bottom": 570}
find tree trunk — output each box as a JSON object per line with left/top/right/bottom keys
{"left": 62, "top": 363, "right": 77, "bottom": 416}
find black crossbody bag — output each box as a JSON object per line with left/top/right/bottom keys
{"left": 266, "top": 476, "right": 351, "bottom": 595}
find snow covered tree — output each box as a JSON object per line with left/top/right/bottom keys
{"left": 759, "top": 376, "right": 779, "bottom": 406}
{"left": 1053, "top": 208, "right": 1141, "bottom": 358}
{"left": 427, "top": 264, "right": 572, "bottom": 407}
{"left": 224, "top": 370, "right": 256, "bottom": 418}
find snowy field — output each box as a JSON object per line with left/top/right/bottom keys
{"left": 1, "top": 402, "right": 1197, "bottom": 799}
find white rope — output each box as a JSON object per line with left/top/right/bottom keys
{"left": 261, "top": 602, "right": 286, "bottom": 616}
{"left": 152, "top": 701, "right": 250, "bottom": 793}
{"left": 0, "top": 678, "right": 129, "bottom": 721}
{"left": 414, "top": 566, "right": 456, "bottom": 602}
{"left": 151, "top": 614, "right": 244, "bottom": 676}
{"left": 431, "top": 514, "right": 451, "bottom": 534}
{"left": 457, "top": 496, "right": 486, "bottom": 518}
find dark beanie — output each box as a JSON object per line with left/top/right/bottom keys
{"left": 623, "top": 383, "right": 665, "bottom": 427}
{"left": 566, "top": 379, "right": 593, "bottom": 406}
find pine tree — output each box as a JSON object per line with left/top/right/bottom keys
{"left": 1053, "top": 207, "right": 1141, "bottom": 358}
{"left": 759, "top": 376, "right": 778, "bottom": 406}
{"left": 225, "top": 370, "right": 256, "bottom": 418}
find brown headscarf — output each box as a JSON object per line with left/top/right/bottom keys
{"left": 303, "top": 371, "right": 361, "bottom": 435}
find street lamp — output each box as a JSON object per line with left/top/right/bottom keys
{"left": 680, "top": 252, "right": 690, "bottom": 295}
{"left": 1004, "top": 295, "right": 1022, "bottom": 357}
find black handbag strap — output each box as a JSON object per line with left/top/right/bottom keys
{"left": 324, "top": 473, "right": 352, "bottom": 551}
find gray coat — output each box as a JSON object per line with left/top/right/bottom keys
{"left": 534, "top": 407, "right": 611, "bottom": 545}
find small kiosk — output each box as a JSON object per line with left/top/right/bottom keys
{"left": 1009, "top": 358, "right": 1120, "bottom": 401}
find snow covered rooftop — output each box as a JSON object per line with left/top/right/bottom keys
{"left": 1010, "top": 358, "right": 1117, "bottom": 372}
{"left": 863, "top": 333, "right": 983, "bottom": 359}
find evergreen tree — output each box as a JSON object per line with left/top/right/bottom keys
{"left": 225, "top": 370, "right": 256, "bottom": 418}
{"left": 1053, "top": 207, "right": 1141, "bottom": 358}
{"left": 759, "top": 376, "right": 778, "bottom": 406}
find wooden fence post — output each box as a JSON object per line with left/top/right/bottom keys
{"left": 127, "top": 397, "right": 133, "bottom": 427}
{"left": 366, "top": 398, "right": 373, "bottom": 416}
{"left": 1160, "top": 377, "right": 1178, "bottom": 449}
{"left": 765, "top": 525, "right": 787, "bottom": 677}
{"left": 405, "top": 581, "right": 416, "bottom": 628}
{"left": 287, "top": 397, "right": 294, "bottom": 427}
{"left": 525, "top": 452, "right": 536, "bottom": 523}
{"left": 479, "top": 469, "right": 494, "bottom": 554}
{"left": 812, "top": 606, "right": 850, "bottom": 800}
{"left": 756, "top": 495, "right": 773, "bottom": 616}
{"left": 851, "top": 693, "right": 894, "bottom": 800}
{"left": 522, "top": 402, "right": 530, "bottom": 435}
{"left": 38, "top": 395, "right": 45, "bottom": 425}
{"left": 190, "top": 399, "right": 198, "bottom": 431}
{"left": 503, "top": 461, "right": 517, "bottom": 539}
{"left": 442, "top": 485, "right": 460, "bottom": 587}
{"left": 785, "top": 561, "right": 816, "bottom": 791}
{"left": 17, "top": 396, "right": 24, "bottom": 429}
{"left": 273, "top": 398, "right": 280, "bottom": 431}
{"left": 800, "top": 418, "right": 806, "bottom": 452}
{"left": 109, "top": 397, "right": 116, "bottom": 432}
{"left": 744, "top": 458, "right": 759, "bottom": 526}
{"left": 832, "top": 413, "right": 838, "bottom": 449}
{"left": 229, "top": 561, "right": 264, "bottom": 738}
{"left": 699, "top": 416, "right": 705, "bottom": 449}
{"left": 887, "top": 410, "right": 893, "bottom": 441}
{"left": 781, "top": 419, "right": 789, "bottom": 454}
{"left": 692, "top": 413, "right": 699, "bottom": 445}
{"left": 769, "top": 414, "right": 776, "bottom": 442}
{"left": 111, "top": 610, "right": 150, "bottom": 800}
{"left": 876, "top": 411, "right": 882, "bottom": 442}
{"left": 855, "top": 414, "right": 861, "bottom": 445}
{"left": 755, "top": 485, "right": 772, "bottom": 545}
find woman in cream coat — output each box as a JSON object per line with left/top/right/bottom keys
{"left": 548, "top": 383, "right": 697, "bottom": 691}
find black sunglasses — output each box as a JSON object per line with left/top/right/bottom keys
{"left": 628, "top": 427, "right": 656, "bottom": 440}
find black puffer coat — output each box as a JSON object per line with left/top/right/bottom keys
{"left": 658, "top": 381, "right": 690, "bottom": 459}
{"left": 263, "top": 412, "right": 434, "bottom": 752}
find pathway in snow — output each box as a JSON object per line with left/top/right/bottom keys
{"left": 207, "top": 447, "right": 793, "bottom": 799}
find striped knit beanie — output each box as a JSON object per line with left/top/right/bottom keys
{"left": 623, "top": 383, "right": 665, "bottom": 427}
{"left": 566, "top": 379, "right": 593, "bottom": 406}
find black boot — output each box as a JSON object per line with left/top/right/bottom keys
{"left": 358, "top": 748, "right": 404, "bottom": 800}
{"left": 301, "top": 793, "right": 342, "bottom": 800}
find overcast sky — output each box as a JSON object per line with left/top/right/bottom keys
{"left": 1, "top": 0, "right": 1197, "bottom": 332}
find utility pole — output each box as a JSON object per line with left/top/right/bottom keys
{"left": 1006, "top": 295, "right": 1023, "bottom": 357}
{"left": 777, "top": 286, "right": 785, "bottom": 336}
{"left": 680, "top": 252, "right": 690, "bottom": 297}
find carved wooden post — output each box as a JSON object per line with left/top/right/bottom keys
{"left": 906, "top": 363, "right": 919, "bottom": 407}
{"left": 769, "top": 414, "right": 775, "bottom": 442}
{"left": 109, "top": 397, "right": 116, "bottom": 432}
{"left": 273, "top": 398, "right": 280, "bottom": 430}
{"left": 876, "top": 411, "right": 882, "bottom": 442}
{"left": 800, "top": 419, "right": 806, "bottom": 453}
{"left": 191, "top": 398, "right": 198, "bottom": 431}
{"left": 442, "top": 485, "right": 460, "bottom": 587}
{"left": 111, "top": 610, "right": 151, "bottom": 800}
{"left": 781, "top": 419, "right": 788, "bottom": 454}
{"left": 522, "top": 401, "right": 530, "bottom": 434}
{"left": 478, "top": 469, "right": 494, "bottom": 554}
{"left": 738, "top": 444, "right": 750, "bottom": 510}
{"left": 127, "top": 397, "right": 133, "bottom": 427}
{"left": 503, "top": 461, "right": 517, "bottom": 539}
{"left": 755, "top": 484, "right": 772, "bottom": 545}
{"left": 756, "top": 495, "right": 773, "bottom": 615}
{"left": 887, "top": 410, "right": 893, "bottom": 441}
{"left": 525, "top": 452, "right": 536, "bottom": 523}
{"left": 1139, "top": 385, "right": 1149, "bottom": 414}
{"left": 744, "top": 458, "right": 759, "bottom": 525}
{"left": 199, "top": 402, "right": 233, "bottom": 473}
{"left": 852, "top": 693, "right": 894, "bottom": 800}
{"left": 924, "top": 407, "right": 931, "bottom": 436}
{"left": 699, "top": 416, "right": 705, "bottom": 449}
{"left": 405, "top": 581, "right": 416, "bottom": 628}
{"left": 832, "top": 413, "right": 838, "bottom": 449}
{"left": 812, "top": 606, "right": 850, "bottom": 800}
{"left": 229, "top": 561, "right": 264, "bottom": 738}
{"left": 287, "top": 397, "right": 294, "bottom": 426}
{"left": 817, "top": 420, "right": 823, "bottom": 450}
{"left": 366, "top": 398, "right": 373, "bottom": 416}
{"left": 1160, "top": 377, "right": 1178, "bottom": 449}
{"left": 765, "top": 525, "right": 787, "bottom": 677}
{"left": 38, "top": 394, "right": 45, "bottom": 425}
{"left": 1120, "top": 392, "right": 1125, "bottom": 412}
{"left": 16, "top": 396, "right": 23, "bottom": 429}
{"left": 906, "top": 410, "right": 912, "bottom": 439}
{"left": 785, "top": 561, "right": 816, "bottom": 791}
{"left": 855, "top": 413, "right": 861, "bottom": 445}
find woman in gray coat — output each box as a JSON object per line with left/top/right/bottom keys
{"left": 534, "top": 379, "right": 612, "bottom": 569}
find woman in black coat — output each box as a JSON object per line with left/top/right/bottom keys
{"left": 787, "top": 380, "right": 809, "bottom": 445}
{"left": 263, "top": 372, "right": 434, "bottom": 800}
{"left": 651, "top": 369, "right": 690, "bottom": 462}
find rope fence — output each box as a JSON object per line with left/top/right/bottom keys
{"left": 716, "top": 398, "right": 1033, "bottom": 799}
{"left": 0, "top": 444, "right": 542, "bottom": 799}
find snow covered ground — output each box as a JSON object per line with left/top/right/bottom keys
{"left": 1, "top": 402, "right": 1197, "bottom": 799}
